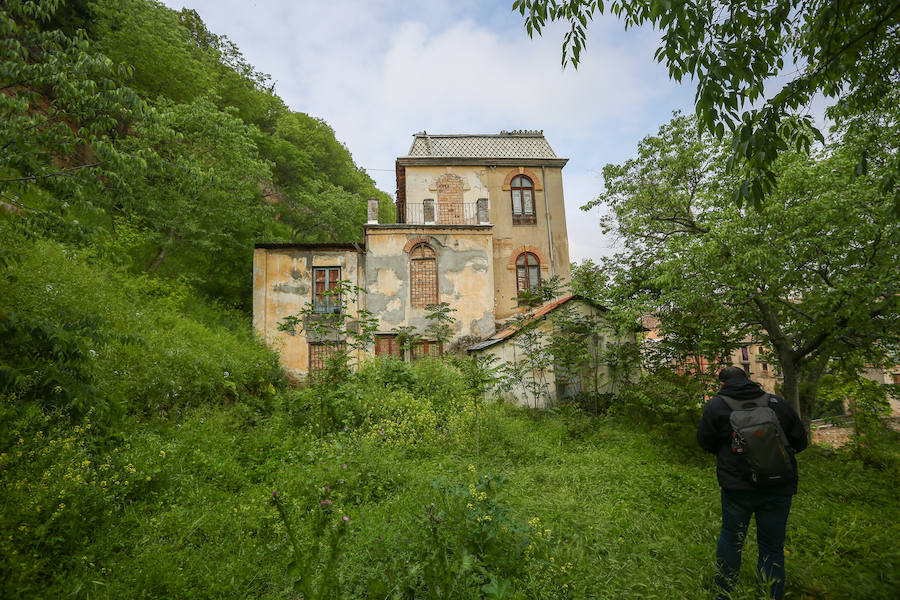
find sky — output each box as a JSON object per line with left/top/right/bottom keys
{"left": 160, "top": 0, "right": 698, "bottom": 263}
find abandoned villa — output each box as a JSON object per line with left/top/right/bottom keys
{"left": 252, "top": 131, "right": 627, "bottom": 405}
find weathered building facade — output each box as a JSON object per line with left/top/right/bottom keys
{"left": 253, "top": 131, "right": 573, "bottom": 381}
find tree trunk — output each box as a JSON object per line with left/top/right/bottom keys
{"left": 146, "top": 227, "right": 175, "bottom": 272}
{"left": 779, "top": 359, "right": 802, "bottom": 416}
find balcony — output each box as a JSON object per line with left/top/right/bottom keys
{"left": 400, "top": 200, "right": 490, "bottom": 225}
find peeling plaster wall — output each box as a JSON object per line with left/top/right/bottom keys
{"left": 252, "top": 247, "right": 361, "bottom": 378}
{"left": 403, "top": 164, "right": 571, "bottom": 322}
{"left": 364, "top": 226, "right": 495, "bottom": 340}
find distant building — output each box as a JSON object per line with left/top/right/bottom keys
{"left": 640, "top": 319, "right": 783, "bottom": 394}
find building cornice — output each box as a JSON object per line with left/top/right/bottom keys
{"left": 396, "top": 157, "right": 569, "bottom": 168}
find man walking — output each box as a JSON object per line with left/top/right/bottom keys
{"left": 697, "top": 366, "right": 807, "bottom": 600}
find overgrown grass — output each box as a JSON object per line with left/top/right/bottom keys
{"left": 2, "top": 387, "right": 898, "bottom": 599}
{"left": 3, "top": 222, "right": 898, "bottom": 599}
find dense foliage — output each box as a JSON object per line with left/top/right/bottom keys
{"left": 514, "top": 0, "right": 900, "bottom": 212}
{"left": 579, "top": 110, "right": 899, "bottom": 417}
{"left": 2, "top": 0, "right": 393, "bottom": 310}
{"left": 3, "top": 2, "right": 898, "bottom": 598}
{"left": 2, "top": 359, "right": 898, "bottom": 598}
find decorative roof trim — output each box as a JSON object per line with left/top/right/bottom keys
{"left": 397, "top": 157, "right": 568, "bottom": 168}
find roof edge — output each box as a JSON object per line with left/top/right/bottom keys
{"left": 396, "top": 157, "right": 568, "bottom": 168}
{"left": 254, "top": 242, "right": 361, "bottom": 251}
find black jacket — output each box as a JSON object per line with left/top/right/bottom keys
{"left": 696, "top": 378, "right": 808, "bottom": 494}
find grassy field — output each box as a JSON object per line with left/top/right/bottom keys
{"left": 3, "top": 386, "right": 898, "bottom": 600}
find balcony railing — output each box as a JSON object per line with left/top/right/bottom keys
{"left": 400, "top": 201, "right": 490, "bottom": 225}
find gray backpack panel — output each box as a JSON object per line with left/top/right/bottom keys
{"left": 720, "top": 394, "right": 795, "bottom": 486}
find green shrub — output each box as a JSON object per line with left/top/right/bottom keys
{"left": 616, "top": 370, "right": 709, "bottom": 426}
{"left": 0, "top": 225, "right": 284, "bottom": 421}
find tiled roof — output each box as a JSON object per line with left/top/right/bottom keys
{"left": 467, "top": 295, "right": 606, "bottom": 351}
{"left": 405, "top": 130, "right": 559, "bottom": 160}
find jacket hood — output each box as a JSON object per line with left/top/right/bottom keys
{"left": 718, "top": 377, "right": 765, "bottom": 400}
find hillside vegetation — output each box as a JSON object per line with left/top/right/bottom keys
{"left": 2, "top": 2, "right": 899, "bottom": 599}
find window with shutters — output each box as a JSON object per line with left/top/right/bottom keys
{"left": 313, "top": 267, "right": 341, "bottom": 313}
{"left": 510, "top": 175, "right": 536, "bottom": 225}
{"left": 308, "top": 342, "right": 345, "bottom": 374}
{"left": 411, "top": 340, "right": 442, "bottom": 360}
{"left": 409, "top": 243, "right": 438, "bottom": 307}
{"left": 515, "top": 252, "right": 540, "bottom": 304}
{"left": 374, "top": 334, "right": 403, "bottom": 358}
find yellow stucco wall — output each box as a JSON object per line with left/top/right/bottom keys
{"left": 402, "top": 164, "right": 571, "bottom": 322}
{"left": 252, "top": 247, "right": 362, "bottom": 378}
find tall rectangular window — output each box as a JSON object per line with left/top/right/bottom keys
{"left": 409, "top": 243, "right": 438, "bottom": 307}
{"left": 511, "top": 175, "right": 536, "bottom": 225}
{"left": 741, "top": 346, "right": 749, "bottom": 361}
{"left": 313, "top": 267, "right": 341, "bottom": 313}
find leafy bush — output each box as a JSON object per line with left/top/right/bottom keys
{"left": 616, "top": 370, "right": 709, "bottom": 426}
{"left": 0, "top": 225, "right": 283, "bottom": 420}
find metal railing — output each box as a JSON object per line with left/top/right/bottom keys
{"left": 401, "top": 201, "right": 490, "bottom": 225}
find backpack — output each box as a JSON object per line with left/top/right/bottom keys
{"left": 720, "top": 393, "right": 795, "bottom": 486}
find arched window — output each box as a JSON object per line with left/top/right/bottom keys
{"left": 510, "top": 175, "right": 536, "bottom": 225}
{"left": 516, "top": 252, "right": 540, "bottom": 301}
{"left": 410, "top": 243, "right": 438, "bottom": 307}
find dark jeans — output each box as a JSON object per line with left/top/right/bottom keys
{"left": 715, "top": 488, "right": 792, "bottom": 600}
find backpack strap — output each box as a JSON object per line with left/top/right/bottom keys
{"left": 719, "top": 393, "right": 770, "bottom": 411}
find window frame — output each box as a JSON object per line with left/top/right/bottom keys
{"left": 510, "top": 175, "right": 536, "bottom": 225}
{"left": 515, "top": 252, "right": 541, "bottom": 304}
{"left": 313, "top": 267, "right": 341, "bottom": 314}
{"left": 411, "top": 339, "right": 443, "bottom": 360}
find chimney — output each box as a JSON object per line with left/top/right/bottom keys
{"left": 367, "top": 197, "right": 379, "bottom": 224}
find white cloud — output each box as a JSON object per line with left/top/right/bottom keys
{"left": 160, "top": 0, "right": 695, "bottom": 262}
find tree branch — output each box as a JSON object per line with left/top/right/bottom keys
{"left": 0, "top": 163, "right": 101, "bottom": 184}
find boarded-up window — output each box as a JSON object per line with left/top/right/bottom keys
{"left": 410, "top": 243, "right": 438, "bottom": 307}
{"left": 411, "top": 340, "right": 442, "bottom": 360}
{"left": 515, "top": 252, "right": 540, "bottom": 303}
{"left": 313, "top": 267, "right": 341, "bottom": 313}
{"left": 375, "top": 335, "right": 403, "bottom": 358}
{"left": 308, "top": 342, "right": 345, "bottom": 373}
{"left": 511, "top": 175, "right": 536, "bottom": 225}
